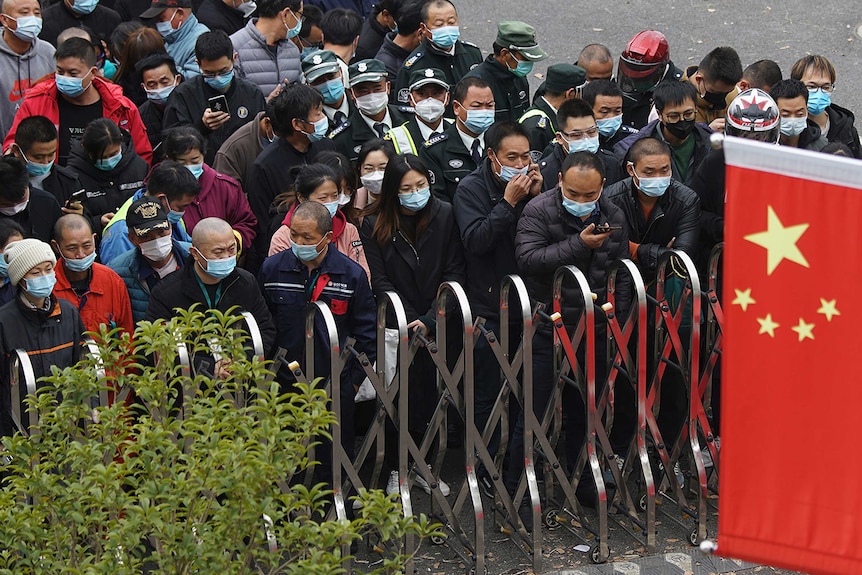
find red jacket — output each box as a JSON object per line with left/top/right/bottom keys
{"left": 54, "top": 260, "right": 135, "bottom": 336}
{"left": 182, "top": 163, "right": 258, "bottom": 251}
{"left": 3, "top": 76, "right": 153, "bottom": 165}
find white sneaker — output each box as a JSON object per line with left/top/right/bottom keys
{"left": 414, "top": 465, "right": 451, "bottom": 496}
{"left": 701, "top": 437, "right": 720, "bottom": 468}
{"left": 386, "top": 470, "right": 400, "bottom": 496}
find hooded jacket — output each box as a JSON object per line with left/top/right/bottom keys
{"left": 3, "top": 76, "right": 153, "bottom": 165}
{"left": 0, "top": 32, "right": 55, "bottom": 140}
{"left": 163, "top": 13, "right": 210, "bottom": 79}
{"left": 825, "top": 103, "right": 861, "bottom": 158}
{"left": 182, "top": 163, "right": 258, "bottom": 250}
{"left": 230, "top": 19, "right": 302, "bottom": 96}
{"left": 68, "top": 136, "right": 149, "bottom": 237}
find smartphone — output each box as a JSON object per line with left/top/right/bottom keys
{"left": 66, "top": 190, "right": 87, "bottom": 206}
{"left": 207, "top": 94, "right": 230, "bottom": 115}
{"left": 593, "top": 225, "right": 622, "bottom": 234}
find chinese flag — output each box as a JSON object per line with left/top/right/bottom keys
{"left": 719, "top": 136, "right": 862, "bottom": 574}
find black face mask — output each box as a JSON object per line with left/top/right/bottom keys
{"left": 663, "top": 118, "right": 695, "bottom": 139}
{"left": 702, "top": 90, "right": 728, "bottom": 110}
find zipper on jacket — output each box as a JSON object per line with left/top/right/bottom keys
{"left": 642, "top": 211, "right": 665, "bottom": 242}
{"left": 397, "top": 230, "right": 420, "bottom": 264}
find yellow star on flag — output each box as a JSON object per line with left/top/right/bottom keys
{"left": 757, "top": 314, "right": 779, "bottom": 338}
{"left": 817, "top": 298, "right": 840, "bottom": 322}
{"left": 744, "top": 206, "right": 810, "bottom": 275}
{"left": 791, "top": 318, "right": 815, "bottom": 342}
{"left": 732, "top": 288, "right": 756, "bottom": 311}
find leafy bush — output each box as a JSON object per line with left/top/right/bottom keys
{"left": 0, "top": 307, "right": 437, "bottom": 574}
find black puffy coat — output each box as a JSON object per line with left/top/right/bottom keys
{"left": 515, "top": 186, "right": 631, "bottom": 324}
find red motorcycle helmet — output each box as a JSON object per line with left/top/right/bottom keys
{"left": 617, "top": 30, "right": 670, "bottom": 93}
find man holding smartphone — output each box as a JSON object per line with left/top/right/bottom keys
{"left": 163, "top": 30, "right": 266, "bottom": 165}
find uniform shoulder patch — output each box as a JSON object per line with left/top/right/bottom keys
{"left": 423, "top": 133, "right": 448, "bottom": 147}
{"left": 329, "top": 121, "right": 351, "bottom": 138}
{"left": 397, "top": 105, "right": 415, "bottom": 114}
{"left": 620, "top": 125, "right": 639, "bottom": 134}
{"left": 461, "top": 40, "right": 479, "bottom": 49}
{"left": 404, "top": 52, "right": 423, "bottom": 68}
{"left": 536, "top": 116, "right": 548, "bottom": 129}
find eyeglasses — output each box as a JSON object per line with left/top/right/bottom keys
{"left": 201, "top": 66, "right": 234, "bottom": 80}
{"left": 805, "top": 83, "right": 834, "bottom": 93}
{"left": 560, "top": 126, "right": 598, "bottom": 140}
{"left": 663, "top": 109, "right": 697, "bottom": 123}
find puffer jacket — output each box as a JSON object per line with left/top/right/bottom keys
{"left": 604, "top": 177, "right": 700, "bottom": 280}
{"left": 231, "top": 19, "right": 301, "bottom": 96}
{"left": 182, "top": 164, "right": 258, "bottom": 251}
{"left": 164, "top": 14, "right": 210, "bottom": 79}
{"left": 108, "top": 240, "right": 191, "bottom": 322}
{"left": 515, "top": 187, "right": 631, "bottom": 324}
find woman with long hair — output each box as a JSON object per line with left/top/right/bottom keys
{"left": 354, "top": 138, "right": 395, "bottom": 213}
{"left": 113, "top": 27, "right": 167, "bottom": 107}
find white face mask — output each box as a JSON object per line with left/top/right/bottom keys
{"left": 360, "top": 170, "right": 385, "bottom": 195}
{"left": 337, "top": 192, "right": 352, "bottom": 206}
{"left": 139, "top": 234, "right": 173, "bottom": 261}
{"left": 412, "top": 96, "right": 446, "bottom": 123}
{"left": 354, "top": 92, "right": 389, "bottom": 116}
{"left": 0, "top": 199, "right": 28, "bottom": 216}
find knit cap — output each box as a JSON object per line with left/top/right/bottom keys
{"left": 4, "top": 238, "right": 56, "bottom": 286}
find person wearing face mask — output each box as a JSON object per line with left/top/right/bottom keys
{"left": 392, "top": 0, "right": 481, "bottom": 107}
{"left": 0, "top": 221, "right": 25, "bottom": 307}
{"left": 354, "top": 138, "right": 394, "bottom": 213}
{"left": 355, "top": 0, "right": 400, "bottom": 61}
{"left": 39, "top": 0, "right": 121, "bottom": 49}
{"left": 420, "top": 76, "right": 494, "bottom": 203}
{"left": 268, "top": 162, "right": 369, "bottom": 280}
{"left": 51, "top": 214, "right": 134, "bottom": 336}
{"left": 230, "top": 0, "right": 303, "bottom": 98}
{"left": 136, "top": 53, "right": 182, "bottom": 162}
{"left": 290, "top": 4, "right": 322, "bottom": 59}
{"left": 0, "top": 237, "right": 85, "bottom": 437}
{"left": 0, "top": 0, "right": 55, "bottom": 140}
{"left": 214, "top": 108, "right": 276, "bottom": 190}
{"left": 3, "top": 38, "right": 153, "bottom": 168}
{"left": 582, "top": 80, "right": 639, "bottom": 153}
{"left": 770, "top": 79, "right": 828, "bottom": 152}
{"left": 107, "top": 196, "right": 192, "bottom": 322}
{"left": 0, "top": 156, "right": 63, "bottom": 244}
{"left": 146, "top": 217, "right": 275, "bottom": 375}
{"left": 359, "top": 154, "right": 463, "bottom": 497}
{"left": 616, "top": 30, "right": 682, "bottom": 130}
{"left": 162, "top": 126, "right": 257, "bottom": 254}
{"left": 329, "top": 58, "right": 411, "bottom": 163}
{"left": 384, "top": 67, "right": 450, "bottom": 156}
{"left": 101, "top": 161, "right": 199, "bottom": 265}
{"left": 246, "top": 82, "right": 335, "bottom": 272}
{"left": 68, "top": 118, "right": 149, "bottom": 238}
{"left": 302, "top": 49, "right": 353, "bottom": 134}
{"left": 614, "top": 81, "right": 713, "bottom": 187}
{"left": 510, "top": 151, "right": 630, "bottom": 515}
{"left": 163, "top": 30, "right": 266, "bottom": 167}
{"left": 463, "top": 22, "right": 547, "bottom": 124}
{"left": 260, "top": 200, "right": 376, "bottom": 491}
{"left": 374, "top": 0, "right": 422, "bottom": 86}
{"left": 141, "top": 0, "right": 210, "bottom": 78}
{"left": 681, "top": 46, "right": 743, "bottom": 132}
{"left": 10, "top": 116, "right": 85, "bottom": 211}
{"left": 790, "top": 54, "right": 861, "bottom": 159}
{"left": 314, "top": 150, "right": 360, "bottom": 225}
{"left": 538, "top": 99, "right": 622, "bottom": 188}
{"left": 197, "top": 0, "right": 256, "bottom": 36}
{"left": 519, "top": 64, "right": 585, "bottom": 160}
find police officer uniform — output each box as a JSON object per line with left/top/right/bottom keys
{"left": 393, "top": 35, "right": 482, "bottom": 106}
{"left": 519, "top": 63, "right": 586, "bottom": 159}
{"left": 301, "top": 50, "right": 354, "bottom": 135}
{"left": 329, "top": 59, "right": 413, "bottom": 162}
{"left": 385, "top": 68, "right": 452, "bottom": 155}
{"left": 464, "top": 21, "right": 547, "bottom": 123}
{"left": 419, "top": 121, "right": 479, "bottom": 203}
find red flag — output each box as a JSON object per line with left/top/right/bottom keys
{"left": 719, "top": 136, "right": 862, "bottom": 574}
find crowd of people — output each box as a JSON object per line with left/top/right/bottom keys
{"left": 0, "top": 0, "right": 858, "bottom": 510}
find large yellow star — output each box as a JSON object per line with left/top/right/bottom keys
{"left": 817, "top": 298, "right": 840, "bottom": 322}
{"left": 757, "top": 314, "right": 779, "bottom": 337}
{"left": 744, "top": 206, "right": 810, "bottom": 275}
{"left": 732, "top": 288, "right": 756, "bottom": 311}
{"left": 791, "top": 318, "right": 815, "bottom": 342}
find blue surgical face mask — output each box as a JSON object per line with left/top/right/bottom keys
{"left": 291, "top": 234, "right": 329, "bottom": 261}
{"left": 197, "top": 252, "right": 236, "bottom": 279}
{"left": 17, "top": 147, "right": 53, "bottom": 177}
{"left": 322, "top": 200, "right": 338, "bottom": 218}
{"left": 493, "top": 154, "right": 528, "bottom": 182}
{"left": 145, "top": 81, "right": 177, "bottom": 105}
{"left": 156, "top": 9, "right": 178, "bottom": 39}
{"left": 95, "top": 150, "right": 122, "bottom": 171}
{"left": 316, "top": 78, "right": 344, "bottom": 105}
{"left": 562, "top": 195, "right": 597, "bottom": 218}
{"left": 24, "top": 272, "right": 56, "bottom": 298}
{"left": 55, "top": 71, "right": 91, "bottom": 98}
{"left": 398, "top": 186, "right": 431, "bottom": 211}
{"left": 508, "top": 55, "right": 533, "bottom": 78}
{"left": 303, "top": 116, "right": 329, "bottom": 142}
{"left": 186, "top": 163, "right": 204, "bottom": 180}
{"left": 632, "top": 167, "right": 671, "bottom": 197}
{"left": 780, "top": 116, "right": 808, "bottom": 138}
{"left": 429, "top": 25, "right": 460, "bottom": 49}
{"left": 167, "top": 209, "right": 184, "bottom": 224}
{"left": 8, "top": 15, "right": 42, "bottom": 43}
{"left": 807, "top": 89, "right": 831, "bottom": 115}
{"left": 285, "top": 9, "right": 303, "bottom": 39}
{"left": 0, "top": 256, "right": 8, "bottom": 278}
{"left": 204, "top": 69, "right": 234, "bottom": 91}
{"left": 596, "top": 114, "right": 622, "bottom": 138}
{"left": 64, "top": 251, "right": 97, "bottom": 273}
{"left": 463, "top": 109, "right": 494, "bottom": 134}
{"left": 565, "top": 135, "right": 599, "bottom": 154}
{"left": 70, "top": 0, "right": 98, "bottom": 15}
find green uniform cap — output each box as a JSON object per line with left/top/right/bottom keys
{"left": 545, "top": 63, "right": 587, "bottom": 92}
{"left": 348, "top": 59, "right": 388, "bottom": 87}
{"left": 302, "top": 50, "right": 341, "bottom": 83}
{"left": 496, "top": 21, "right": 548, "bottom": 61}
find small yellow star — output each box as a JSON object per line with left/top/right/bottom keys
{"left": 791, "top": 318, "right": 815, "bottom": 342}
{"left": 732, "top": 288, "right": 756, "bottom": 311}
{"left": 744, "top": 206, "right": 810, "bottom": 275}
{"left": 757, "top": 314, "right": 779, "bottom": 338}
{"left": 817, "top": 298, "right": 840, "bottom": 322}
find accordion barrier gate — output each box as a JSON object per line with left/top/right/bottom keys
{"left": 7, "top": 251, "right": 725, "bottom": 574}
